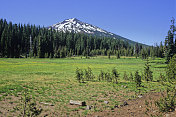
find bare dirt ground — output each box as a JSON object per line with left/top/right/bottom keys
{"left": 0, "top": 92, "right": 176, "bottom": 117}
{"left": 88, "top": 92, "right": 176, "bottom": 117}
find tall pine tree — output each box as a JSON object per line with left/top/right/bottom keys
{"left": 165, "top": 17, "right": 175, "bottom": 63}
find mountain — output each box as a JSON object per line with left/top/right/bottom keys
{"left": 49, "top": 18, "right": 137, "bottom": 45}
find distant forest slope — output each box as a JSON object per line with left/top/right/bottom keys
{"left": 0, "top": 19, "right": 161, "bottom": 58}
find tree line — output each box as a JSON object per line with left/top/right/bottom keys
{"left": 0, "top": 19, "right": 134, "bottom": 58}
{"left": 0, "top": 18, "right": 175, "bottom": 61}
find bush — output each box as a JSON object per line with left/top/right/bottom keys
{"left": 105, "top": 72, "right": 112, "bottom": 82}
{"left": 166, "top": 54, "right": 176, "bottom": 82}
{"left": 134, "top": 70, "right": 142, "bottom": 87}
{"left": 155, "top": 88, "right": 176, "bottom": 112}
{"left": 15, "top": 88, "right": 42, "bottom": 116}
{"left": 129, "top": 72, "right": 134, "bottom": 81}
{"left": 123, "top": 71, "right": 128, "bottom": 81}
{"left": 84, "top": 67, "right": 95, "bottom": 81}
{"left": 158, "top": 73, "right": 166, "bottom": 82}
{"left": 75, "top": 68, "right": 84, "bottom": 83}
{"left": 144, "top": 58, "right": 153, "bottom": 81}
{"left": 98, "top": 70, "right": 105, "bottom": 81}
{"left": 98, "top": 68, "right": 119, "bottom": 84}
{"left": 112, "top": 68, "right": 120, "bottom": 84}
{"left": 155, "top": 55, "right": 176, "bottom": 113}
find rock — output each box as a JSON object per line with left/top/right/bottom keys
{"left": 104, "top": 101, "right": 109, "bottom": 104}
{"left": 86, "top": 105, "right": 91, "bottom": 110}
{"left": 94, "top": 116, "right": 99, "bottom": 117}
{"left": 69, "top": 100, "right": 86, "bottom": 106}
{"left": 166, "top": 114, "right": 170, "bottom": 117}
{"left": 120, "top": 104, "right": 123, "bottom": 107}
{"left": 123, "top": 101, "right": 128, "bottom": 106}
{"left": 121, "top": 85, "right": 127, "bottom": 88}
{"left": 40, "top": 102, "right": 54, "bottom": 106}
{"left": 138, "top": 95, "right": 143, "bottom": 98}
{"left": 153, "top": 110, "right": 156, "bottom": 113}
{"left": 114, "top": 105, "right": 119, "bottom": 108}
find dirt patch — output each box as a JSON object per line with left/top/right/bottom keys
{"left": 0, "top": 92, "right": 176, "bottom": 117}
{"left": 88, "top": 92, "right": 176, "bottom": 117}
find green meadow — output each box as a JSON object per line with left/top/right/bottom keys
{"left": 0, "top": 56, "right": 167, "bottom": 116}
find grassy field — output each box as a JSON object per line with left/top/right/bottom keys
{"left": 0, "top": 56, "right": 167, "bottom": 116}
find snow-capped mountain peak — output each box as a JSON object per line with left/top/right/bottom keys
{"left": 50, "top": 18, "right": 111, "bottom": 35}
{"left": 49, "top": 18, "right": 137, "bottom": 45}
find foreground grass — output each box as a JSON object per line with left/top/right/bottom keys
{"left": 0, "top": 56, "right": 167, "bottom": 116}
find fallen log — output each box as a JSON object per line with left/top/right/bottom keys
{"left": 69, "top": 100, "right": 86, "bottom": 106}
{"left": 40, "top": 102, "right": 54, "bottom": 106}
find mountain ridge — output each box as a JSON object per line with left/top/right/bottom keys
{"left": 49, "top": 18, "right": 145, "bottom": 46}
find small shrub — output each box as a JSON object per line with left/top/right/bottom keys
{"left": 129, "top": 72, "right": 133, "bottom": 81}
{"left": 105, "top": 72, "right": 112, "bottom": 82}
{"left": 98, "top": 70, "right": 105, "bottom": 81}
{"left": 154, "top": 56, "right": 176, "bottom": 113}
{"left": 158, "top": 73, "right": 166, "bottom": 82}
{"left": 16, "top": 88, "right": 42, "bottom": 117}
{"left": 112, "top": 68, "right": 120, "bottom": 84}
{"left": 75, "top": 68, "right": 84, "bottom": 83}
{"left": 134, "top": 70, "right": 142, "bottom": 87}
{"left": 84, "top": 67, "right": 95, "bottom": 81}
{"left": 155, "top": 88, "right": 176, "bottom": 112}
{"left": 144, "top": 58, "right": 153, "bottom": 81}
{"left": 166, "top": 54, "right": 176, "bottom": 82}
{"left": 123, "top": 71, "right": 128, "bottom": 81}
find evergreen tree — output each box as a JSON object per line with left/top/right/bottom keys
{"left": 166, "top": 54, "right": 176, "bottom": 82}
{"left": 116, "top": 50, "right": 120, "bottom": 59}
{"left": 0, "top": 18, "right": 145, "bottom": 58}
{"left": 135, "top": 43, "right": 139, "bottom": 58}
{"left": 134, "top": 70, "right": 141, "bottom": 87}
{"left": 38, "top": 35, "right": 44, "bottom": 58}
{"left": 1, "top": 26, "right": 8, "bottom": 57}
{"left": 123, "top": 71, "right": 128, "bottom": 81}
{"left": 144, "top": 57, "right": 153, "bottom": 81}
{"left": 129, "top": 72, "right": 133, "bottom": 81}
{"left": 112, "top": 68, "right": 120, "bottom": 84}
{"left": 159, "top": 41, "right": 164, "bottom": 58}
{"left": 165, "top": 18, "right": 175, "bottom": 63}
{"left": 107, "top": 50, "right": 111, "bottom": 59}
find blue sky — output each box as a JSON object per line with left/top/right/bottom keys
{"left": 0, "top": 0, "right": 175, "bottom": 45}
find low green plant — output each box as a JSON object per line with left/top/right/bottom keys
{"left": 134, "top": 70, "right": 142, "bottom": 87}
{"left": 105, "top": 72, "right": 112, "bottom": 82}
{"left": 166, "top": 54, "right": 176, "bottom": 82}
{"left": 98, "top": 70, "right": 105, "bottom": 81}
{"left": 112, "top": 68, "right": 120, "bottom": 84}
{"left": 84, "top": 67, "right": 95, "bottom": 81}
{"left": 129, "top": 72, "right": 134, "bottom": 81}
{"left": 155, "top": 88, "right": 176, "bottom": 112}
{"left": 16, "top": 87, "right": 42, "bottom": 117}
{"left": 155, "top": 55, "right": 176, "bottom": 113}
{"left": 75, "top": 68, "right": 84, "bottom": 83}
{"left": 158, "top": 73, "right": 166, "bottom": 82}
{"left": 144, "top": 57, "right": 153, "bottom": 81}
{"left": 123, "top": 71, "right": 128, "bottom": 81}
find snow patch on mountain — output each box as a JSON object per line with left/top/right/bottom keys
{"left": 50, "top": 18, "right": 112, "bottom": 35}
{"left": 49, "top": 18, "right": 138, "bottom": 45}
